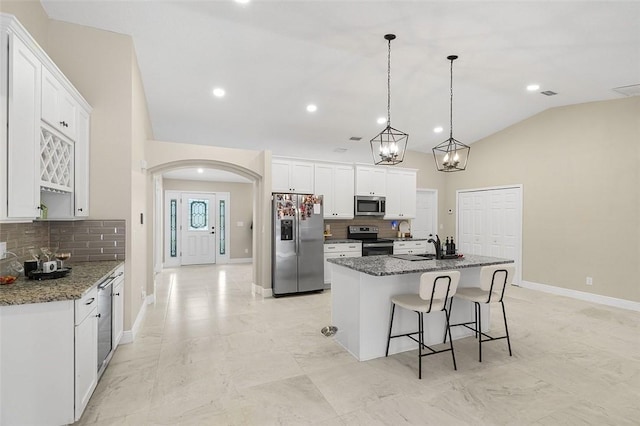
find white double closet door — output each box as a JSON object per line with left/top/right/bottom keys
{"left": 457, "top": 186, "right": 522, "bottom": 284}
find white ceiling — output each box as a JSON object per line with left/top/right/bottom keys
{"left": 41, "top": 0, "right": 640, "bottom": 168}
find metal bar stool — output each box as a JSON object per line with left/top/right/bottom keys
{"left": 448, "top": 264, "right": 515, "bottom": 362}
{"left": 385, "top": 270, "right": 460, "bottom": 379}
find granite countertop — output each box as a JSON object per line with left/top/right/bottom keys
{"left": 327, "top": 254, "right": 513, "bottom": 277}
{"left": 389, "top": 237, "right": 430, "bottom": 242}
{"left": 0, "top": 260, "right": 123, "bottom": 306}
{"left": 324, "top": 239, "right": 362, "bottom": 244}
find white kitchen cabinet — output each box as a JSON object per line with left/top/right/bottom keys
{"left": 1, "top": 15, "right": 92, "bottom": 222}
{"left": 74, "top": 287, "right": 98, "bottom": 421}
{"left": 0, "top": 263, "right": 124, "bottom": 425}
{"left": 42, "top": 66, "right": 78, "bottom": 141}
{"left": 75, "top": 107, "right": 91, "bottom": 216}
{"left": 324, "top": 242, "right": 362, "bottom": 285}
{"left": 2, "top": 26, "right": 41, "bottom": 220}
{"left": 393, "top": 240, "right": 428, "bottom": 255}
{"left": 314, "top": 163, "right": 354, "bottom": 219}
{"left": 355, "top": 165, "right": 386, "bottom": 196}
{"left": 272, "top": 158, "right": 314, "bottom": 193}
{"left": 112, "top": 266, "right": 125, "bottom": 348}
{"left": 384, "top": 169, "right": 417, "bottom": 219}
{"left": 0, "top": 300, "right": 76, "bottom": 425}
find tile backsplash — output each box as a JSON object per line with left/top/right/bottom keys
{"left": 324, "top": 217, "right": 409, "bottom": 239}
{"left": 0, "top": 222, "right": 50, "bottom": 261}
{"left": 50, "top": 220, "right": 126, "bottom": 262}
{"left": 0, "top": 220, "right": 126, "bottom": 263}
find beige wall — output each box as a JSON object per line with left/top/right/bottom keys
{"left": 0, "top": 1, "right": 48, "bottom": 49}
{"left": 163, "top": 179, "right": 253, "bottom": 260}
{"left": 442, "top": 97, "right": 640, "bottom": 302}
{"left": 400, "top": 151, "right": 448, "bottom": 232}
{"left": 2, "top": 3, "right": 153, "bottom": 329}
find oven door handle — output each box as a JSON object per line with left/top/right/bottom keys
{"left": 98, "top": 277, "right": 116, "bottom": 290}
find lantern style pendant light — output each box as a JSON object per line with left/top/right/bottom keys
{"left": 433, "top": 55, "right": 470, "bottom": 172}
{"left": 370, "top": 34, "right": 408, "bottom": 166}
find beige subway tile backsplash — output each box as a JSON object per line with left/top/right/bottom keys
{"left": 0, "top": 220, "right": 126, "bottom": 263}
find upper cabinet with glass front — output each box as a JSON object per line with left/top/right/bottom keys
{"left": 0, "top": 14, "right": 92, "bottom": 221}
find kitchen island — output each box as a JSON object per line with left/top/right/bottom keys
{"left": 327, "top": 255, "right": 514, "bottom": 361}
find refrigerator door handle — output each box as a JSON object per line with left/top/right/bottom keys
{"left": 295, "top": 204, "right": 299, "bottom": 255}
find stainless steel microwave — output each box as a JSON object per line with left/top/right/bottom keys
{"left": 354, "top": 196, "right": 386, "bottom": 216}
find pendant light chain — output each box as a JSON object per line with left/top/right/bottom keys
{"left": 449, "top": 57, "right": 454, "bottom": 140}
{"left": 387, "top": 37, "right": 392, "bottom": 127}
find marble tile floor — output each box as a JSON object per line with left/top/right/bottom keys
{"left": 76, "top": 264, "right": 640, "bottom": 425}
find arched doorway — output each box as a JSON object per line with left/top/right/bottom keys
{"left": 145, "top": 154, "right": 271, "bottom": 301}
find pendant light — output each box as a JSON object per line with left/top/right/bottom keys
{"left": 370, "top": 34, "right": 408, "bottom": 166}
{"left": 433, "top": 55, "right": 470, "bottom": 172}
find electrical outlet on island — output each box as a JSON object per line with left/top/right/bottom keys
{"left": 0, "top": 242, "right": 6, "bottom": 258}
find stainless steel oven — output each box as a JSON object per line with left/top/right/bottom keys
{"left": 348, "top": 225, "right": 394, "bottom": 256}
{"left": 354, "top": 196, "right": 386, "bottom": 216}
{"left": 362, "top": 241, "right": 394, "bottom": 256}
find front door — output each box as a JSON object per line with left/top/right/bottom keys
{"left": 181, "top": 193, "right": 216, "bottom": 265}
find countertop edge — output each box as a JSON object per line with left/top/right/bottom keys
{"left": 327, "top": 255, "right": 514, "bottom": 277}
{"left": 0, "top": 261, "right": 124, "bottom": 306}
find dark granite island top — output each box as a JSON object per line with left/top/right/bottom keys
{"left": 0, "top": 260, "right": 123, "bottom": 306}
{"left": 327, "top": 254, "right": 513, "bottom": 277}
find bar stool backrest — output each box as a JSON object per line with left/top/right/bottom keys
{"left": 480, "top": 264, "right": 516, "bottom": 303}
{"left": 419, "top": 271, "right": 460, "bottom": 312}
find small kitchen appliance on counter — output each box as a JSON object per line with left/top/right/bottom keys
{"left": 25, "top": 247, "right": 71, "bottom": 280}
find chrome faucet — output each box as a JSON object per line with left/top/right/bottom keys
{"left": 427, "top": 234, "right": 443, "bottom": 259}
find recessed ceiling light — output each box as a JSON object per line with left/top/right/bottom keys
{"left": 212, "top": 88, "right": 225, "bottom": 98}
{"left": 377, "top": 117, "right": 386, "bottom": 125}
{"left": 197, "top": 168, "right": 204, "bottom": 174}
{"left": 306, "top": 104, "right": 317, "bottom": 113}
{"left": 526, "top": 84, "right": 540, "bottom": 91}
{"left": 433, "top": 126, "right": 444, "bottom": 133}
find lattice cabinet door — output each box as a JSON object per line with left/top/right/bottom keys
{"left": 40, "top": 127, "right": 74, "bottom": 192}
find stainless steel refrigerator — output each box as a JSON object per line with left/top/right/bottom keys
{"left": 272, "top": 193, "right": 324, "bottom": 296}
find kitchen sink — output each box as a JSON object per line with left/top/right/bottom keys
{"left": 391, "top": 253, "right": 436, "bottom": 261}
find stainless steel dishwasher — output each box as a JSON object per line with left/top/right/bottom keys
{"left": 97, "top": 275, "right": 114, "bottom": 376}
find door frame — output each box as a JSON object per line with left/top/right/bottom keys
{"left": 456, "top": 184, "right": 523, "bottom": 285}
{"left": 163, "top": 190, "right": 231, "bottom": 268}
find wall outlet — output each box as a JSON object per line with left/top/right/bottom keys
{"left": 244, "top": 248, "right": 249, "bottom": 254}
{"left": 141, "top": 289, "right": 146, "bottom": 300}
{"left": 0, "top": 242, "right": 6, "bottom": 258}
{"left": 586, "top": 276, "right": 593, "bottom": 286}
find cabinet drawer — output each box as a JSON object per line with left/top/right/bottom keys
{"left": 324, "top": 243, "right": 362, "bottom": 254}
{"left": 74, "top": 287, "right": 97, "bottom": 325}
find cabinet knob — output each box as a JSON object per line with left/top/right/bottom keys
{"left": 77, "top": 208, "right": 83, "bottom": 212}
{"left": 113, "top": 292, "right": 120, "bottom": 296}
{"left": 96, "top": 313, "right": 101, "bottom": 318}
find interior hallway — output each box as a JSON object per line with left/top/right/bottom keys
{"left": 77, "top": 263, "right": 639, "bottom": 425}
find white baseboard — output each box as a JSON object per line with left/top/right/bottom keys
{"left": 252, "top": 282, "right": 272, "bottom": 298}
{"left": 227, "top": 257, "right": 253, "bottom": 264}
{"left": 146, "top": 293, "right": 155, "bottom": 305}
{"left": 520, "top": 280, "right": 640, "bottom": 312}
{"left": 119, "top": 296, "right": 149, "bottom": 345}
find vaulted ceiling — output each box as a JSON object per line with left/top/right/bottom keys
{"left": 41, "top": 1, "right": 640, "bottom": 165}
